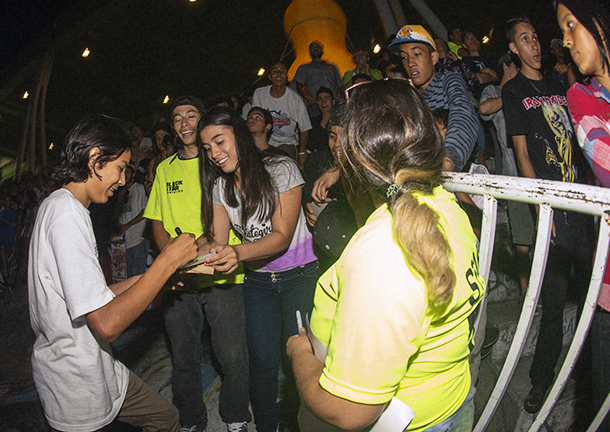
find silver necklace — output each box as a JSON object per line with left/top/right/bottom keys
{"left": 522, "top": 71, "right": 545, "bottom": 95}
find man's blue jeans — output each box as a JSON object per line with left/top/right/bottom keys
{"left": 126, "top": 239, "right": 149, "bottom": 278}
{"left": 243, "top": 261, "right": 319, "bottom": 432}
{"left": 163, "top": 282, "right": 251, "bottom": 429}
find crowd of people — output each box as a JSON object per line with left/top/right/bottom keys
{"left": 0, "top": 172, "right": 58, "bottom": 299}
{"left": 16, "top": 0, "right": 610, "bottom": 431}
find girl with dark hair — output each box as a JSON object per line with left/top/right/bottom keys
{"left": 198, "top": 107, "right": 318, "bottom": 432}
{"left": 29, "top": 115, "right": 197, "bottom": 432}
{"left": 556, "top": 1, "right": 610, "bottom": 429}
{"left": 557, "top": 0, "right": 610, "bottom": 184}
{"left": 287, "top": 80, "right": 484, "bottom": 432}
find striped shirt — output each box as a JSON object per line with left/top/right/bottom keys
{"left": 567, "top": 77, "right": 610, "bottom": 187}
{"left": 422, "top": 71, "right": 478, "bottom": 171}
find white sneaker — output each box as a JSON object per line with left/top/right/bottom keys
{"left": 179, "top": 425, "right": 203, "bottom": 432}
{"left": 227, "top": 421, "right": 248, "bottom": 432}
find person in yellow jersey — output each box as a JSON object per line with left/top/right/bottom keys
{"left": 287, "top": 79, "right": 485, "bottom": 432}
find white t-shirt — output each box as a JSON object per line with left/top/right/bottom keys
{"left": 241, "top": 102, "right": 252, "bottom": 120}
{"left": 252, "top": 86, "right": 312, "bottom": 148}
{"left": 28, "top": 188, "right": 129, "bottom": 432}
{"left": 212, "top": 157, "right": 317, "bottom": 272}
{"left": 139, "top": 137, "right": 153, "bottom": 152}
{"left": 119, "top": 182, "right": 148, "bottom": 249}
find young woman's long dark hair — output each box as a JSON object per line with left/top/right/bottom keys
{"left": 198, "top": 106, "right": 279, "bottom": 242}
{"left": 341, "top": 79, "right": 454, "bottom": 307}
{"left": 554, "top": 0, "right": 610, "bottom": 81}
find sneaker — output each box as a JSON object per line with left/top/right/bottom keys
{"left": 524, "top": 385, "right": 548, "bottom": 413}
{"left": 227, "top": 421, "right": 248, "bottom": 432}
{"left": 179, "top": 425, "right": 205, "bottom": 432}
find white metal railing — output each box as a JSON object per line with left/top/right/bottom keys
{"left": 442, "top": 172, "right": 610, "bottom": 432}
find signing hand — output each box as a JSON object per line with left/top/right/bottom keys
{"left": 160, "top": 233, "right": 198, "bottom": 271}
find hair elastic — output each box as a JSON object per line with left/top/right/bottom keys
{"left": 386, "top": 184, "right": 407, "bottom": 198}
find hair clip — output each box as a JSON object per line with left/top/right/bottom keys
{"left": 386, "top": 184, "right": 407, "bottom": 198}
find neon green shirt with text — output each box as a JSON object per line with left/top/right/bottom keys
{"left": 311, "top": 186, "right": 484, "bottom": 431}
{"left": 144, "top": 154, "right": 244, "bottom": 287}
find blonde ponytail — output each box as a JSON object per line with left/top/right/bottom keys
{"left": 340, "top": 79, "right": 456, "bottom": 307}
{"left": 389, "top": 181, "right": 456, "bottom": 307}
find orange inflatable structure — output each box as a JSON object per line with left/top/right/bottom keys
{"left": 283, "top": 0, "right": 356, "bottom": 81}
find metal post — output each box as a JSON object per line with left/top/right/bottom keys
{"left": 372, "top": 0, "right": 398, "bottom": 38}
{"left": 406, "top": 0, "right": 448, "bottom": 41}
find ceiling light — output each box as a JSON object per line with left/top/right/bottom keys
{"left": 373, "top": 44, "right": 381, "bottom": 54}
{"left": 482, "top": 36, "right": 490, "bottom": 44}
{"left": 257, "top": 68, "right": 265, "bottom": 76}
{"left": 23, "top": 91, "right": 29, "bottom": 99}
{"left": 163, "top": 95, "right": 170, "bottom": 104}
{"left": 82, "top": 48, "right": 90, "bottom": 57}
{"left": 49, "top": 143, "right": 54, "bottom": 150}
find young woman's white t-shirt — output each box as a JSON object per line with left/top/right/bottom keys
{"left": 212, "top": 157, "right": 316, "bottom": 272}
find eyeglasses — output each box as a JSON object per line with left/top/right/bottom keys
{"left": 344, "top": 77, "right": 415, "bottom": 100}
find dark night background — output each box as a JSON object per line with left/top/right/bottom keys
{"left": 0, "top": 0, "right": 561, "bottom": 168}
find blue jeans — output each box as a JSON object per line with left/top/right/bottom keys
{"left": 126, "top": 239, "right": 149, "bottom": 278}
{"left": 163, "top": 282, "right": 251, "bottom": 428}
{"left": 243, "top": 261, "right": 319, "bottom": 432}
{"left": 423, "top": 385, "right": 475, "bottom": 432}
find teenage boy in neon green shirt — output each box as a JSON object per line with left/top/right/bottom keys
{"left": 144, "top": 96, "right": 251, "bottom": 432}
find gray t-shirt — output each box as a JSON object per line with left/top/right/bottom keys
{"left": 293, "top": 60, "right": 342, "bottom": 102}
{"left": 213, "top": 157, "right": 316, "bottom": 272}
{"left": 480, "top": 84, "right": 519, "bottom": 177}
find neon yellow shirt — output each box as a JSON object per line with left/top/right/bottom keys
{"left": 311, "top": 186, "right": 484, "bottom": 431}
{"left": 144, "top": 154, "right": 244, "bottom": 287}
{"left": 448, "top": 41, "right": 463, "bottom": 60}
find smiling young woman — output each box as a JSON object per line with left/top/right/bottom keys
{"left": 198, "top": 107, "right": 319, "bottom": 432}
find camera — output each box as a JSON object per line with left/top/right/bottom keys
{"left": 162, "top": 133, "right": 174, "bottom": 149}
